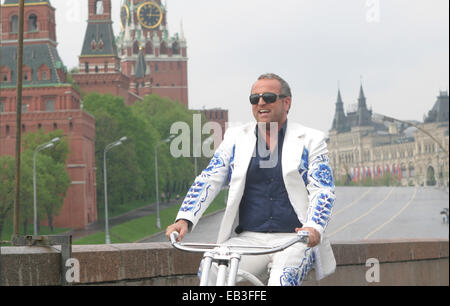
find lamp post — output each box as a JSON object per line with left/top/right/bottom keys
{"left": 103, "top": 136, "right": 127, "bottom": 244}
{"left": 373, "top": 113, "right": 449, "bottom": 158}
{"left": 33, "top": 137, "right": 60, "bottom": 236}
{"left": 155, "top": 135, "right": 175, "bottom": 229}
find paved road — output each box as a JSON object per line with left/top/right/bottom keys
{"left": 141, "top": 186, "right": 449, "bottom": 243}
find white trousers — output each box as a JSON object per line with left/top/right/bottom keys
{"left": 203, "top": 231, "right": 315, "bottom": 286}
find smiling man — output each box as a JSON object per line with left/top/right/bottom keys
{"left": 167, "top": 73, "right": 336, "bottom": 286}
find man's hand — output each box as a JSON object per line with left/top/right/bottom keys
{"left": 166, "top": 219, "right": 189, "bottom": 242}
{"left": 295, "top": 227, "right": 321, "bottom": 247}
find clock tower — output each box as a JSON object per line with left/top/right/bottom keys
{"left": 117, "top": 0, "right": 188, "bottom": 107}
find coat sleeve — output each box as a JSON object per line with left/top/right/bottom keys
{"left": 175, "top": 128, "right": 237, "bottom": 230}
{"left": 301, "top": 133, "right": 336, "bottom": 239}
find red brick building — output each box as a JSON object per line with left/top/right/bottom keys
{"left": 73, "top": 0, "right": 189, "bottom": 107}
{"left": 0, "top": 0, "right": 97, "bottom": 229}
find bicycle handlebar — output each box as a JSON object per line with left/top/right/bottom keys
{"left": 170, "top": 230, "right": 310, "bottom": 256}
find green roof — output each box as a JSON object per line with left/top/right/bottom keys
{"left": 0, "top": 43, "right": 66, "bottom": 86}
{"left": 3, "top": 0, "right": 51, "bottom": 4}
{"left": 81, "top": 22, "right": 118, "bottom": 57}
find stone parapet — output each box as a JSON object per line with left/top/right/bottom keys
{"left": 0, "top": 239, "right": 448, "bottom": 286}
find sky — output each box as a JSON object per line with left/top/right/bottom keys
{"left": 3, "top": 0, "right": 449, "bottom": 134}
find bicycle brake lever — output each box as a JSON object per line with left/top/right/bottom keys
{"left": 170, "top": 231, "right": 179, "bottom": 244}
{"left": 296, "top": 230, "right": 310, "bottom": 244}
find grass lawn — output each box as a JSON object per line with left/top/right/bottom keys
{"left": 73, "top": 189, "right": 228, "bottom": 245}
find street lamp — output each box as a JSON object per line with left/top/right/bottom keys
{"left": 33, "top": 137, "right": 60, "bottom": 235}
{"left": 373, "top": 113, "right": 449, "bottom": 158}
{"left": 103, "top": 136, "right": 127, "bottom": 244}
{"left": 155, "top": 135, "right": 175, "bottom": 229}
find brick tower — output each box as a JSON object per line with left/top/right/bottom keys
{"left": 0, "top": 0, "right": 97, "bottom": 230}
{"left": 117, "top": 0, "right": 189, "bottom": 107}
{"left": 73, "top": 0, "right": 139, "bottom": 105}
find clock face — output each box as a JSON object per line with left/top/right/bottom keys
{"left": 120, "top": 5, "right": 130, "bottom": 30}
{"left": 137, "top": 1, "right": 163, "bottom": 29}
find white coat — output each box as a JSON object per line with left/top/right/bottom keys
{"left": 176, "top": 121, "right": 336, "bottom": 280}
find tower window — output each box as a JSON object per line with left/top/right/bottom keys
{"left": 0, "top": 102, "right": 4, "bottom": 113}
{"left": 85, "top": 62, "right": 89, "bottom": 73}
{"left": 95, "top": 0, "right": 104, "bottom": 15}
{"left": 10, "top": 15, "right": 18, "bottom": 33}
{"left": 28, "top": 14, "right": 38, "bottom": 32}
{"left": 45, "top": 100, "right": 55, "bottom": 112}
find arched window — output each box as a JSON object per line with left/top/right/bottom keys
{"left": 160, "top": 42, "right": 168, "bottom": 55}
{"left": 145, "top": 41, "right": 153, "bottom": 54}
{"left": 172, "top": 42, "right": 180, "bottom": 55}
{"left": 95, "top": 0, "right": 104, "bottom": 15}
{"left": 133, "top": 41, "right": 139, "bottom": 54}
{"left": 28, "top": 14, "right": 38, "bottom": 32}
{"left": 10, "top": 15, "right": 19, "bottom": 33}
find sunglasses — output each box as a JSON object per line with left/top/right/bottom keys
{"left": 249, "top": 92, "right": 287, "bottom": 105}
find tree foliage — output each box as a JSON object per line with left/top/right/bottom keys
{"left": 0, "top": 129, "right": 71, "bottom": 238}
{"left": 82, "top": 93, "right": 210, "bottom": 214}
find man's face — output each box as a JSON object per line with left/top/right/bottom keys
{"left": 251, "top": 79, "right": 291, "bottom": 128}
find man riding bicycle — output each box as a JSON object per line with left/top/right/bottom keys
{"left": 166, "top": 73, "right": 336, "bottom": 286}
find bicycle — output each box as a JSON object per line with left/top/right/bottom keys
{"left": 170, "top": 230, "right": 310, "bottom": 286}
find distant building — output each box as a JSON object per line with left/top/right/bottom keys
{"left": 0, "top": 0, "right": 97, "bottom": 229}
{"left": 328, "top": 86, "right": 449, "bottom": 187}
{"left": 194, "top": 108, "right": 229, "bottom": 148}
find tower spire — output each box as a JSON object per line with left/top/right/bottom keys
{"left": 331, "top": 86, "right": 347, "bottom": 132}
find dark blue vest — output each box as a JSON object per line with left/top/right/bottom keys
{"left": 237, "top": 122, "right": 302, "bottom": 233}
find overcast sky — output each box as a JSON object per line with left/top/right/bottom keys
{"left": 4, "top": 0, "right": 448, "bottom": 134}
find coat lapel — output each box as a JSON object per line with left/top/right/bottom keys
{"left": 217, "top": 123, "right": 256, "bottom": 243}
{"left": 282, "top": 122, "right": 306, "bottom": 180}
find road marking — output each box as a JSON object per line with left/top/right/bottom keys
{"left": 364, "top": 187, "right": 418, "bottom": 240}
{"left": 328, "top": 187, "right": 395, "bottom": 238}
{"left": 333, "top": 187, "right": 373, "bottom": 217}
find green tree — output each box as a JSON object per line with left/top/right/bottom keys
{"left": 0, "top": 155, "right": 15, "bottom": 240}
{"left": 20, "top": 129, "right": 71, "bottom": 232}
{"left": 82, "top": 92, "right": 210, "bottom": 213}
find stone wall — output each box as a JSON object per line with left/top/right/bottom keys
{"left": 0, "top": 239, "right": 448, "bottom": 286}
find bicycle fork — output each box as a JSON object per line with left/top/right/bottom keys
{"left": 199, "top": 249, "right": 242, "bottom": 286}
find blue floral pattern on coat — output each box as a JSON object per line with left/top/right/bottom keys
{"left": 298, "top": 148, "right": 309, "bottom": 186}
{"left": 311, "top": 193, "right": 334, "bottom": 227}
{"left": 298, "top": 149, "right": 335, "bottom": 230}
{"left": 227, "top": 145, "right": 236, "bottom": 184}
{"left": 280, "top": 248, "right": 315, "bottom": 286}
{"left": 312, "top": 163, "right": 334, "bottom": 187}
{"left": 179, "top": 150, "right": 227, "bottom": 214}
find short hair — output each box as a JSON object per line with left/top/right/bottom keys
{"left": 256, "top": 73, "right": 292, "bottom": 97}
